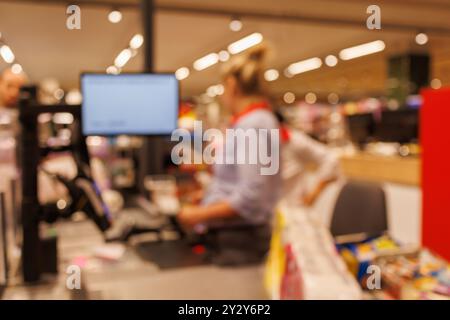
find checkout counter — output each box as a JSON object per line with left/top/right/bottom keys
{"left": 1, "top": 74, "right": 268, "bottom": 299}
{"left": 339, "top": 151, "right": 421, "bottom": 246}
{"left": 2, "top": 205, "right": 267, "bottom": 300}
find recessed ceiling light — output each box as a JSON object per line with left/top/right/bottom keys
{"left": 219, "top": 50, "right": 230, "bottom": 62}
{"left": 328, "top": 93, "right": 339, "bottom": 104}
{"left": 325, "top": 55, "right": 338, "bottom": 67}
{"left": 283, "top": 92, "right": 296, "bottom": 104}
{"left": 415, "top": 33, "right": 428, "bottom": 45}
{"left": 264, "top": 69, "right": 279, "bottom": 82}
{"left": 108, "top": 10, "right": 122, "bottom": 24}
{"left": 431, "top": 78, "right": 442, "bottom": 89}
{"left": 11, "top": 63, "right": 22, "bottom": 74}
{"left": 305, "top": 92, "right": 317, "bottom": 104}
{"left": 229, "top": 18, "right": 243, "bottom": 32}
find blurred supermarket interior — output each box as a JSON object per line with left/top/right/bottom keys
{"left": 0, "top": 0, "right": 449, "bottom": 300}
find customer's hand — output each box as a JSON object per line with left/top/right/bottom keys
{"left": 187, "top": 189, "right": 204, "bottom": 205}
{"left": 178, "top": 205, "right": 204, "bottom": 227}
{"left": 302, "top": 179, "right": 333, "bottom": 207}
{"left": 302, "top": 192, "right": 317, "bottom": 207}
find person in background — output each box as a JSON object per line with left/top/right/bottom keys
{"left": 0, "top": 68, "right": 26, "bottom": 174}
{"left": 0, "top": 67, "right": 26, "bottom": 121}
{"left": 276, "top": 111, "right": 340, "bottom": 206}
{"left": 178, "top": 46, "right": 282, "bottom": 265}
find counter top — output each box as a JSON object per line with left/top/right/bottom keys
{"left": 340, "top": 153, "right": 421, "bottom": 186}
{"left": 3, "top": 208, "right": 266, "bottom": 300}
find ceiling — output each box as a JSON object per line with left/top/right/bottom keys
{"left": 1, "top": 0, "right": 450, "bottom": 99}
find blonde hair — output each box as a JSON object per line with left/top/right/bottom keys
{"left": 222, "top": 45, "right": 267, "bottom": 95}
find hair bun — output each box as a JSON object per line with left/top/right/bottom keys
{"left": 247, "top": 45, "right": 267, "bottom": 62}
{"left": 222, "top": 43, "right": 268, "bottom": 95}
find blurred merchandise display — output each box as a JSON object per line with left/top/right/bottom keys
{"left": 337, "top": 236, "right": 450, "bottom": 300}
{"left": 265, "top": 202, "right": 362, "bottom": 300}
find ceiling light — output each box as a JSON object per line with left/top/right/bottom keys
{"left": 130, "top": 34, "right": 144, "bottom": 49}
{"left": 106, "top": 65, "right": 120, "bottom": 74}
{"left": 325, "top": 55, "right": 338, "bottom": 67}
{"left": 305, "top": 92, "right": 317, "bottom": 104}
{"left": 0, "top": 45, "right": 15, "bottom": 63}
{"left": 53, "top": 112, "right": 74, "bottom": 125}
{"left": 114, "top": 48, "right": 132, "bottom": 68}
{"left": 214, "top": 84, "right": 224, "bottom": 96}
{"left": 339, "top": 40, "right": 385, "bottom": 60}
{"left": 65, "top": 89, "right": 82, "bottom": 105}
{"left": 207, "top": 86, "right": 217, "bottom": 98}
{"left": 175, "top": 67, "right": 190, "bottom": 81}
{"left": 431, "top": 78, "right": 442, "bottom": 89}
{"left": 228, "top": 33, "right": 263, "bottom": 55}
{"left": 264, "top": 69, "right": 279, "bottom": 82}
{"left": 54, "top": 88, "right": 64, "bottom": 100}
{"left": 219, "top": 50, "right": 230, "bottom": 62}
{"left": 206, "top": 84, "right": 224, "bottom": 98}
{"left": 11, "top": 63, "right": 22, "bottom": 74}
{"left": 283, "top": 92, "right": 296, "bottom": 104}
{"left": 328, "top": 93, "right": 339, "bottom": 104}
{"left": 57, "top": 199, "right": 67, "bottom": 210}
{"left": 415, "top": 33, "right": 428, "bottom": 45}
{"left": 284, "top": 69, "right": 294, "bottom": 78}
{"left": 108, "top": 9, "right": 122, "bottom": 24}
{"left": 229, "top": 18, "right": 243, "bottom": 32}
{"left": 286, "top": 57, "right": 322, "bottom": 76}
{"left": 194, "top": 53, "right": 219, "bottom": 71}
{"left": 130, "top": 48, "right": 138, "bottom": 57}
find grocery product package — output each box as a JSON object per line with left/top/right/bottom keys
{"left": 265, "top": 201, "right": 362, "bottom": 300}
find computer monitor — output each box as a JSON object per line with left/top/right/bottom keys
{"left": 81, "top": 73, "right": 179, "bottom": 136}
{"left": 373, "top": 109, "right": 419, "bottom": 143}
{"left": 347, "top": 113, "right": 376, "bottom": 147}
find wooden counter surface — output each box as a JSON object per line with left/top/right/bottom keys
{"left": 340, "top": 153, "right": 421, "bottom": 186}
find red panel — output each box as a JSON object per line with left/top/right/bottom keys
{"left": 421, "top": 87, "right": 450, "bottom": 261}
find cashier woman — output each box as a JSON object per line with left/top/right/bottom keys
{"left": 178, "top": 46, "right": 281, "bottom": 264}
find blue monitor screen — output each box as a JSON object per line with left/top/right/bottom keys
{"left": 81, "top": 73, "right": 179, "bottom": 136}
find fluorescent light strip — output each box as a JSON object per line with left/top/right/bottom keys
{"left": 206, "top": 84, "right": 224, "bottom": 97}
{"left": 0, "top": 45, "right": 15, "bottom": 63}
{"left": 339, "top": 40, "right": 385, "bottom": 60}
{"left": 286, "top": 57, "right": 322, "bottom": 76}
{"left": 114, "top": 48, "right": 132, "bottom": 68}
{"left": 175, "top": 67, "right": 190, "bottom": 80}
{"left": 228, "top": 33, "right": 263, "bottom": 55}
{"left": 11, "top": 63, "right": 22, "bottom": 74}
{"left": 264, "top": 69, "right": 279, "bottom": 82}
{"left": 193, "top": 53, "right": 219, "bottom": 71}
{"left": 130, "top": 34, "right": 144, "bottom": 49}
